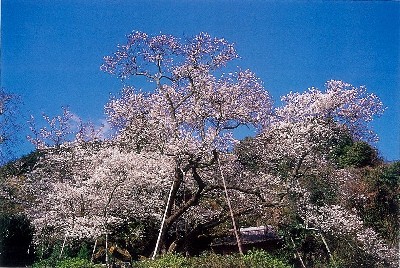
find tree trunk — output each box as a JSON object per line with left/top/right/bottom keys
{"left": 153, "top": 164, "right": 208, "bottom": 257}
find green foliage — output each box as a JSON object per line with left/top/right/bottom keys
{"left": 134, "top": 253, "right": 190, "bottom": 268}
{"left": 56, "top": 257, "right": 99, "bottom": 268}
{"left": 34, "top": 242, "right": 67, "bottom": 267}
{"left": 133, "top": 251, "right": 290, "bottom": 268}
{"left": 333, "top": 140, "right": 379, "bottom": 168}
{"left": 34, "top": 240, "right": 96, "bottom": 267}
{"left": 343, "top": 141, "right": 378, "bottom": 167}
{"left": 77, "top": 243, "right": 91, "bottom": 260}
{"left": 33, "top": 257, "right": 102, "bottom": 268}
{"left": 362, "top": 162, "right": 400, "bottom": 243}
{"left": 32, "top": 257, "right": 58, "bottom": 268}
{"left": 242, "top": 250, "right": 290, "bottom": 268}
{"left": 190, "top": 253, "right": 242, "bottom": 268}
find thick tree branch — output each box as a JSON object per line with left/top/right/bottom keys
{"left": 165, "top": 166, "right": 206, "bottom": 226}
{"left": 165, "top": 167, "right": 184, "bottom": 218}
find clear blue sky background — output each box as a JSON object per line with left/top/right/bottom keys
{"left": 2, "top": 0, "right": 399, "bottom": 161}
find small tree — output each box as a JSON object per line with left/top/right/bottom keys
{"left": 27, "top": 107, "right": 106, "bottom": 149}
{"left": 0, "top": 88, "right": 20, "bottom": 164}
{"left": 24, "top": 142, "right": 171, "bottom": 263}
{"left": 337, "top": 141, "right": 379, "bottom": 168}
{"left": 242, "top": 81, "right": 396, "bottom": 266}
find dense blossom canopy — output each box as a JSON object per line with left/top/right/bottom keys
{"left": 25, "top": 142, "right": 173, "bottom": 242}
{"left": 252, "top": 80, "right": 385, "bottom": 170}
{"left": 102, "top": 31, "right": 272, "bottom": 157}
{"left": 16, "top": 31, "right": 396, "bottom": 267}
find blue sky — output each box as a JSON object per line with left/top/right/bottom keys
{"left": 2, "top": 0, "right": 399, "bottom": 161}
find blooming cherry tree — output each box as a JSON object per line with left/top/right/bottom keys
{"left": 101, "top": 31, "right": 273, "bottom": 254}
{"left": 24, "top": 142, "right": 173, "bottom": 257}
{"left": 27, "top": 107, "right": 106, "bottom": 149}
{"left": 251, "top": 80, "right": 384, "bottom": 176}
{"left": 20, "top": 31, "right": 394, "bottom": 266}
{"left": 239, "top": 81, "right": 395, "bottom": 266}
{"left": 22, "top": 32, "right": 273, "bottom": 257}
{"left": 300, "top": 203, "right": 397, "bottom": 266}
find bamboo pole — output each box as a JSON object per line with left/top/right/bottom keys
{"left": 59, "top": 234, "right": 67, "bottom": 258}
{"left": 216, "top": 155, "right": 243, "bottom": 255}
{"left": 319, "top": 232, "right": 337, "bottom": 268}
{"left": 290, "top": 236, "right": 306, "bottom": 268}
{"left": 91, "top": 239, "right": 98, "bottom": 263}
{"left": 105, "top": 232, "right": 109, "bottom": 267}
{"left": 152, "top": 179, "right": 175, "bottom": 260}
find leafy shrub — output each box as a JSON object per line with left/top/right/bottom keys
{"left": 134, "top": 253, "right": 189, "bottom": 268}
{"left": 190, "top": 252, "right": 244, "bottom": 268}
{"left": 133, "top": 251, "right": 290, "bottom": 268}
{"left": 76, "top": 243, "right": 91, "bottom": 260}
{"left": 335, "top": 141, "right": 379, "bottom": 168}
{"left": 33, "top": 257, "right": 102, "bottom": 268}
{"left": 243, "top": 250, "right": 290, "bottom": 268}
{"left": 56, "top": 257, "right": 101, "bottom": 268}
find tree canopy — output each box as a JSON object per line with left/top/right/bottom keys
{"left": 1, "top": 32, "right": 397, "bottom": 268}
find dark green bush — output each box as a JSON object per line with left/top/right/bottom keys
{"left": 133, "top": 253, "right": 190, "bottom": 268}
{"left": 243, "top": 250, "right": 290, "bottom": 268}
{"left": 190, "top": 253, "right": 243, "bottom": 268}
{"left": 33, "top": 257, "right": 102, "bottom": 268}
{"left": 133, "top": 250, "right": 290, "bottom": 268}
{"left": 334, "top": 141, "right": 379, "bottom": 168}
{"left": 77, "top": 243, "right": 92, "bottom": 260}
{"left": 56, "top": 257, "right": 102, "bottom": 268}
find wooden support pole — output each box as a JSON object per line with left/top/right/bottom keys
{"left": 152, "top": 180, "right": 175, "bottom": 260}
{"left": 216, "top": 154, "right": 243, "bottom": 255}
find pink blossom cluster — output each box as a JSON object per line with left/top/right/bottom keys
{"left": 276, "top": 80, "right": 385, "bottom": 141}
{"left": 24, "top": 142, "right": 174, "bottom": 244}
{"left": 301, "top": 204, "right": 397, "bottom": 267}
{"left": 254, "top": 80, "right": 384, "bottom": 172}
{"left": 103, "top": 32, "right": 272, "bottom": 158}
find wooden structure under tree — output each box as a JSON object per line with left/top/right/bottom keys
{"left": 210, "top": 225, "right": 282, "bottom": 254}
